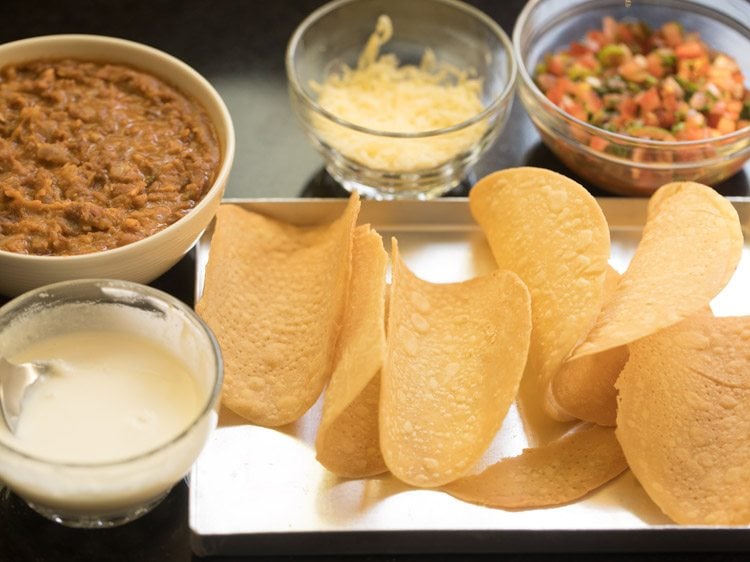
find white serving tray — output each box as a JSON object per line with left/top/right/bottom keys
{"left": 189, "top": 198, "right": 750, "bottom": 557}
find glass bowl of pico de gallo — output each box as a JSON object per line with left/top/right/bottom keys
{"left": 513, "top": 0, "right": 750, "bottom": 196}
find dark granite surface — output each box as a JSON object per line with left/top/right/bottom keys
{"left": 0, "top": 1, "right": 748, "bottom": 560}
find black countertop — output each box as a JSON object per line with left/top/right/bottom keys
{"left": 0, "top": 1, "right": 748, "bottom": 560}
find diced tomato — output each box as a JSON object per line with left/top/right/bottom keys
{"left": 577, "top": 52, "right": 600, "bottom": 71}
{"left": 547, "top": 54, "right": 568, "bottom": 76}
{"left": 675, "top": 41, "right": 706, "bottom": 60}
{"left": 646, "top": 52, "right": 666, "bottom": 78}
{"left": 675, "top": 127, "right": 707, "bottom": 141}
{"left": 585, "top": 92, "right": 604, "bottom": 114}
{"left": 602, "top": 17, "right": 618, "bottom": 43}
{"left": 585, "top": 30, "right": 606, "bottom": 51}
{"left": 618, "top": 97, "right": 638, "bottom": 120}
{"left": 660, "top": 76, "right": 684, "bottom": 99}
{"left": 589, "top": 135, "right": 609, "bottom": 152}
{"left": 709, "top": 65, "right": 744, "bottom": 97}
{"left": 546, "top": 85, "right": 565, "bottom": 105}
{"left": 726, "top": 100, "right": 743, "bottom": 119}
{"left": 569, "top": 42, "right": 591, "bottom": 57}
{"left": 533, "top": 17, "right": 749, "bottom": 142}
{"left": 618, "top": 59, "right": 649, "bottom": 83}
{"left": 545, "top": 76, "right": 575, "bottom": 105}
{"left": 656, "top": 108, "right": 676, "bottom": 129}
{"left": 661, "top": 92, "right": 679, "bottom": 114}
{"left": 661, "top": 22, "right": 682, "bottom": 48}
{"left": 677, "top": 57, "right": 710, "bottom": 83}
{"left": 617, "top": 23, "right": 634, "bottom": 44}
{"left": 560, "top": 96, "right": 587, "bottom": 121}
{"left": 563, "top": 77, "right": 579, "bottom": 94}
{"left": 642, "top": 111, "right": 660, "bottom": 127}
{"left": 635, "top": 87, "right": 661, "bottom": 114}
{"left": 716, "top": 116, "right": 736, "bottom": 135}
{"left": 535, "top": 73, "right": 558, "bottom": 93}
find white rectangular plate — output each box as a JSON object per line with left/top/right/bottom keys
{"left": 189, "top": 198, "right": 750, "bottom": 557}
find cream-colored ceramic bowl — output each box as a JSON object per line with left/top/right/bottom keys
{"left": 0, "top": 35, "right": 235, "bottom": 296}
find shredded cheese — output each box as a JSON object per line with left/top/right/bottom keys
{"left": 310, "top": 15, "right": 487, "bottom": 172}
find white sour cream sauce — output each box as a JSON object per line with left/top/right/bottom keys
{"left": 11, "top": 330, "right": 202, "bottom": 464}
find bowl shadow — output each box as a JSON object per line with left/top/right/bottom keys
{"left": 298, "top": 168, "right": 476, "bottom": 199}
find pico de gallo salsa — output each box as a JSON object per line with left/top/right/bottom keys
{"left": 534, "top": 17, "right": 750, "bottom": 143}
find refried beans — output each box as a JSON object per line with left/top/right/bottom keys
{"left": 0, "top": 58, "right": 220, "bottom": 256}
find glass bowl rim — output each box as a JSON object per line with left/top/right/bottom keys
{"left": 285, "top": 0, "right": 518, "bottom": 139}
{"left": 512, "top": 0, "right": 750, "bottom": 149}
{"left": 0, "top": 278, "right": 223, "bottom": 470}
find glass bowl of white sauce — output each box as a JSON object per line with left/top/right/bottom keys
{"left": 0, "top": 279, "right": 222, "bottom": 528}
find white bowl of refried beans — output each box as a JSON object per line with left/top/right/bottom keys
{"left": 0, "top": 34, "right": 235, "bottom": 296}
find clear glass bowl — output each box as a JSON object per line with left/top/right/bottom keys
{"left": 286, "top": 0, "right": 517, "bottom": 200}
{"left": 513, "top": 0, "right": 750, "bottom": 196}
{"left": 0, "top": 279, "right": 222, "bottom": 528}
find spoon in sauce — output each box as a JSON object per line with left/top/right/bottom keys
{"left": 0, "top": 357, "right": 54, "bottom": 433}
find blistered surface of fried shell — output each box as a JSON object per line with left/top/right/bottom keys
{"left": 443, "top": 425, "right": 628, "bottom": 508}
{"left": 469, "top": 167, "right": 610, "bottom": 438}
{"left": 380, "top": 241, "right": 532, "bottom": 488}
{"left": 316, "top": 225, "right": 388, "bottom": 477}
{"left": 197, "top": 196, "right": 360, "bottom": 426}
{"left": 573, "top": 182, "right": 742, "bottom": 359}
{"left": 616, "top": 313, "right": 750, "bottom": 525}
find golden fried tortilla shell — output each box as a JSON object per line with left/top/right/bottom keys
{"left": 616, "top": 313, "right": 750, "bottom": 525}
{"left": 572, "top": 182, "right": 742, "bottom": 359}
{"left": 443, "top": 425, "right": 627, "bottom": 508}
{"left": 380, "top": 240, "right": 532, "bottom": 488}
{"left": 196, "top": 195, "right": 360, "bottom": 426}
{"left": 316, "top": 225, "right": 388, "bottom": 478}
{"left": 469, "top": 167, "right": 610, "bottom": 439}
{"left": 553, "top": 345, "right": 629, "bottom": 427}
{"left": 317, "top": 376, "right": 385, "bottom": 478}
{"left": 552, "top": 266, "right": 627, "bottom": 426}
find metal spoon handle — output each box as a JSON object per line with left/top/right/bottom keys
{"left": 0, "top": 357, "right": 42, "bottom": 434}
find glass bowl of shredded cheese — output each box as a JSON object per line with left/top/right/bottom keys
{"left": 286, "top": 0, "right": 516, "bottom": 200}
{"left": 513, "top": 0, "right": 750, "bottom": 195}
